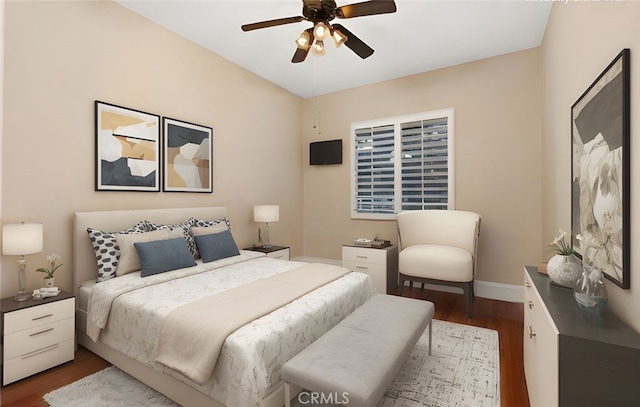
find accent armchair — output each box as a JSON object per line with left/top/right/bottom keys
{"left": 396, "top": 210, "right": 481, "bottom": 317}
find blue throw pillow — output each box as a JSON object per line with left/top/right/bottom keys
{"left": 194, "top": 230, "right": 240, "bottom": 263}
{"left": 134, "top": 237, "right": 196, "bottom": 277}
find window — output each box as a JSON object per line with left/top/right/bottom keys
{"left": 351, "top": 108, "right": 455, "bottom": 220}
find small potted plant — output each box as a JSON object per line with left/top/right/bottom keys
{"left": 546, "top": 229, "right": 581, "bottom": 288}
{"left": 37, "top": 253, "right": 63, "bottom": 288}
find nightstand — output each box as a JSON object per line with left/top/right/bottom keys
{"left": 342, "top": 245, "right": 399, "bottom": 294}
{"left": 1, "top": 291, "right": 75, "bottom": 385}
{"left": 244, "top": 245, "right": 290, "bottom": 260}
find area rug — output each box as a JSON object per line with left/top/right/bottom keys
{"left": 380, "top": 320, "right": 500, "bottom": 407}
{"left": 44, "top": 320, "right": 499, "bottom": 407}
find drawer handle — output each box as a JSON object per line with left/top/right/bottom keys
{"left": 529, "top": 326, "right": 536, "bottom": 339}
{"left": 22, "top": 343, "right": 59, "bottom": 360}
{"left": 273, "top": 255, "right": 283, "bottom": 259}
{"left": 525, "top": 282, "right": 531, "bottom": 288}
{"left": 356, "top": 256, "right": 368, "bottom": 259}
{"left": 32, "top": 313, "right": 54, "bottom": 321}
{"left": 356, "top": 266, "right": 369, "bottom": 270}
{"left": 528, "top": 300, "right": 534, "bottom": 309}
{"left": 30, "top": 328, "right": 54, "bottom": 337}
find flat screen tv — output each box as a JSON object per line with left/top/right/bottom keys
{"left": 310, "top": 139, "right": 342, "bottom": 165}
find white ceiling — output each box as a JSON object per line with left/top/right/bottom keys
{"left": 117, "top": 0, "right": 551, "bottom": 98}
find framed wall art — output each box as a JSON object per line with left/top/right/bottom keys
{"left": 571, "top": 48, "right": 630, "bottom": 288}
{"left": 95, "top": 101, "right": 160, "bottom": 191}
{"left": 162, "top": 117, "right": 213, "bottom": 193}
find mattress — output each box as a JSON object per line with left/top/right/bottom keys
{"left": 84, "top": 253, "right": 374, "bottom": 407}
{"left": 78, "top": 280, "right": 95, "bottom": 313}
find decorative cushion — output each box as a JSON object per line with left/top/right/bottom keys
{"left": 87, "top": 222, "right": 147, "bottom": 283}
{"left": 194, "top": 229, "right": 240, "bottom": 263}
{"left": 190, "top": 217, "right": 231, "bottom": 229}
{"left": 115, "top": 229, "right": 180, "bottom": 276}
{"left": 145, "top": 218, "right": 197, "bottom": 257}
{"left": 135, "top": 237, "right": 197, "bottom": 277}
{"left": 188, "top": 217, "right": 231, "bottom": 259}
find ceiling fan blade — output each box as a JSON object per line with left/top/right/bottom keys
{"left": 335, "top": 0, "right": 396, "bottom": 19}
{"left": 292, "top": 47, "right": 311, "bottom": 63}
{"left": 241, "top": 16, "right": 305, "bottom": 32}
{"left": 332, "top": 24, "right": 374, "bottom": 59}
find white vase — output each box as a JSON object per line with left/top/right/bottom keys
{"left": 44, "top": 277, "right": 55, "bottom": 288}
{"left": 547, "top": 254, "right": 582, "bottom": 288}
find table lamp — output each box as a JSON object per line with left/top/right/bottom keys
{"left": 2, "top": 222, "right": 44, "bottom": 301}
{"left": 254, "top": 205, "right": 279, "bottom": 248}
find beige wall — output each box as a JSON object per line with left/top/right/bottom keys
{"left": 1, "top": 1, "right": 303, "bottom": 298}
{"left": 541, "top": 2, "right": 640, "bottom": 331}
{"left": 302, "top": 48, "right": 543, "bottom": 286}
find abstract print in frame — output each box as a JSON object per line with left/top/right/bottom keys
{"left": 163, "top": 117, "right": 213, "bottom": 193}
{"left": 95, "top": 101, "right": 160, "bottom": 191}
{"left": 571, "top": 48, "right": 630, "bottom": 288}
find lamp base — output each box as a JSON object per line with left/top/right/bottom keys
{"left": 14, "top": 293, "right": 31, "bottom": 302}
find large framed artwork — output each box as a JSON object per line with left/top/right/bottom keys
{"left": 95, "top": 101, "right": 160, "bottom": 191}
{"left": 571, "top": 48, "right": 630, "bottom": 288}
{"left": 162, "top": 117, "right": 213, "bottom": 193}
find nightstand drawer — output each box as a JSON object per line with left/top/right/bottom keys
{"left": 4, "top": 298, "right": 74, "bottom": 334}
{"left": 343, "top": 260, "right": 386, "bottom": 293}
{"left": 266, "top": 248, "right": 290, "bottom": 260}
{"left": 4, "top": 317, "right": 74, "bottom": 360}
{"left": 342, "top": 246, "right": 387, "bottom": 265}
{"left": 3, "top": 338, "right": 74, "bottom": 385}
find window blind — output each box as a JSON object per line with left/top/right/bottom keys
{"left": 354, "top": 124, "right": 395, "bottom": 214}
{"left": 400, "top": 117, "right": 449, "bottom": 210}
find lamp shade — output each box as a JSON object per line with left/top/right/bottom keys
{"left": 2, "top": 223, "right": 44, "bottom": 255}
{"left": 254, "top": 205, "right": 279, "bottom": 223}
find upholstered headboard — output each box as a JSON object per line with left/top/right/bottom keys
{"left": 73, "top": 207, "right": 227, "bottom": 297}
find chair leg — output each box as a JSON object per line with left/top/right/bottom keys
{"left": 428, "top": 321, "right": 433, "bottom": 355}
{"left": 465, "top": 282, "right": 473, "bottom": 318}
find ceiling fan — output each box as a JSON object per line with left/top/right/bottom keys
{"left": 241, "top": 0, "right": 397, "bottom": 63}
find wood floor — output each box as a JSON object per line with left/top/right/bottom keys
{"left": 0, "top": 288, "right": 529, "bottom": 407}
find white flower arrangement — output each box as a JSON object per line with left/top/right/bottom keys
{"left": 548, "top": 229, "right": 576, "bottom": 256}
{"left": 36, "top": 253, "right": 63, "bottom": 279}
{"left": 576, "top": 233, "right": 607, "bottom": 285}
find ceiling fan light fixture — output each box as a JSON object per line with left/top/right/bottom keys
{"left": 295, "top": 30, "right": 312, "bottom": 50}
{"left": 313, "top": 22, "right": 330, "bottom": 41}
{"left": 331, "top": 28, "right": 348, "bottom": 48}
{"left": 311, "top": 40, "right": 325, "bottom": 57}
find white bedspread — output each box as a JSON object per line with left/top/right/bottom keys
{"left": 88, "top": 253, "right": 374, "bottom": 407}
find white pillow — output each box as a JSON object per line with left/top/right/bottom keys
{"left": 191, "top": 224, "right": 229, "bottom": 236}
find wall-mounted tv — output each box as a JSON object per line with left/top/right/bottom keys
{"left": 310, "top": 139, "right": 342, "bottom": 165}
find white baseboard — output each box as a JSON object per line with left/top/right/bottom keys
{"left": 403, "top": 280, "right": 523, "bottom": 303}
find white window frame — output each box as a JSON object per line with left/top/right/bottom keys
{"left": 350, "top": 108, "right": 455, "bottom": 220}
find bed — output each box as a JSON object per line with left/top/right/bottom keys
{"left": 73, "top": 207, "right": 374, "bottom": 407}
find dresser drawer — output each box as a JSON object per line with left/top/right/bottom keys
{"left": 4, "top": 317, "right": 74, "bottom": 360}
{"left": 3, "top": 338, "right": 74, "bottom": 385}
{"left": 523, "top": 270, "right": 559, "bottom": 407}
{"left": 342, "top": 246, "right": 387, "bottom": 265}
{"left": 4, "top": 298, "right": 74, "bottom": 334}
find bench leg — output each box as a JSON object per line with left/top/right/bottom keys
{"left": 285, "top": 381, "right": 291, "bottom": 407}
{"left": 428, "top": 321, "right": 433, "bottom": 355}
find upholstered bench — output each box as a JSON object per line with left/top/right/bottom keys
{"left": 282, "top": 294, "right": 435, "bottom": 407}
